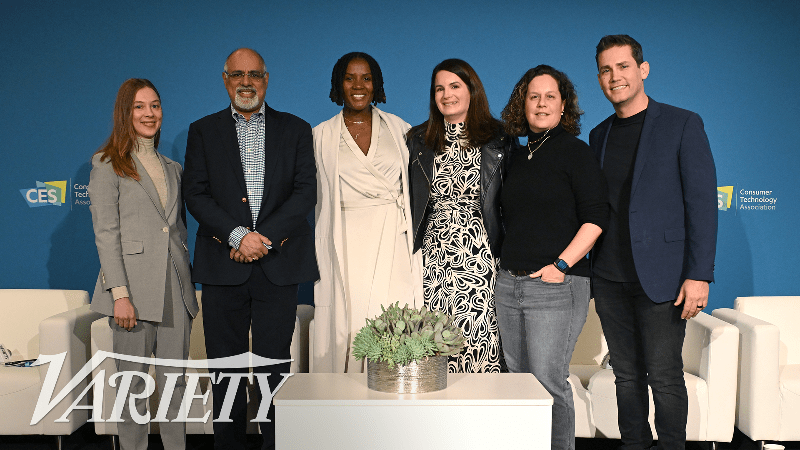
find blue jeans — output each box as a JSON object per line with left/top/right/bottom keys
{"left": 495, "top": 270, "right": 590, "bottom": 450}
{"left": 593, "top": 276, "right": 687, "bottom": 450}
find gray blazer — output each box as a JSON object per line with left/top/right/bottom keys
{"left": 89, "top": 152, "right": 198, "bottom": 322}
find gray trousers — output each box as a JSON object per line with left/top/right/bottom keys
{"left": 111, "top": 264, "right": 192, "bottom": 450}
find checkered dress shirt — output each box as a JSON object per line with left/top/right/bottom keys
{"left": 228, "top": 103, "right": 265, "bottom": 249}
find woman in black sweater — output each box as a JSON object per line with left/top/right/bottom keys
{"left": 497, "top": 65, "right": 608, "bottom": 450}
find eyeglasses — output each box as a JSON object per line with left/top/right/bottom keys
{"left": 224, "top": 71, "right": 267, "bottom": 81}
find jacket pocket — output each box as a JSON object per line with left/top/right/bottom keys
{"left": 121, "top": 240, "right": 144, "bottom": 254}
{"left": 664, "top": 227, "right": 685, "bottom": 242}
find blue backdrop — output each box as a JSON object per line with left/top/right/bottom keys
{"left": 3, "top": 0, "right": 798, "bottom": 310}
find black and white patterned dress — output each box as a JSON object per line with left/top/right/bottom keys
{"left": 422, "top": 121, "right": 501, "bottom": 373}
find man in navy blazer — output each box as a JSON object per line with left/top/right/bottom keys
{"left": 183, "top": 48, "right": 317, "bottom": 450}
{"left": 589, "top": 35, "right": 717, "bottom": 450}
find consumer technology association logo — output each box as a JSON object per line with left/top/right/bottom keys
{"left": 718, "top": 185, "right": 778, "bottom": 212}
{"left": 20, "top": 181, "right": 67, "bottom": 207}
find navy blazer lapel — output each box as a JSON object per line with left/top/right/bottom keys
{"left": 216, "top": 109, "right": 248, "bottom": 195}
{"left": 258, "top": 105, "right": 279, "bottom": 223}
{"left": 630, "top": 98, "right": 660, "bottom": 197}
{"left": 132, "top": 154, "right": 167, "bottom": 222}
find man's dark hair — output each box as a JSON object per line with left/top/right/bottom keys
{"left": 329, "top": 52, "right": 386, "bottom": 105}
{"left": 595, "top": 35, "right": 644, "bottom": 69}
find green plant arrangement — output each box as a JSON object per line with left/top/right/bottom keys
{"left": 352, "top": 302, "right": 466, "bottom": 367}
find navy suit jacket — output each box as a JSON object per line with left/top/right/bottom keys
{"left": 589, "top": 98, "right": 717, "bottom": 303}
{"left": 183, "top": 104, "right": 319, "bottom": 287}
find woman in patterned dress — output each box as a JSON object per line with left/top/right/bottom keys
{"left": 407, "top": 59, "right": 511, "bottom": 373}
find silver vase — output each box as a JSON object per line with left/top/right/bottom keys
{"left": 367, "top": 355, "right": 448, "bottom": 394}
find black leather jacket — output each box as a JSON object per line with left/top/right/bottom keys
{"left": 407, "top": 129, "right": 511, "bottom": 256}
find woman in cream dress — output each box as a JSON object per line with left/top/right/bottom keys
{"left": 312, "top": 52, "right": 422, "bottom": 373}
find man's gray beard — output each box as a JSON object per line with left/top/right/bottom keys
{"left": 234, "top": 89, "right": 261, "bottom": 111}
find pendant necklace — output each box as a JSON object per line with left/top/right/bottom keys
{"left": 527, "top": 128, "right": 552, "bottom": 160}
{"left": 345, "top": 115, "right": 369, "bottom": 140}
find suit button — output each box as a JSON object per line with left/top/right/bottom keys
{"left": 162, "top": 227, "right": 168, "bottom": 233}
{"left": 242, "top": 197, "right": 247, "bottom": 202}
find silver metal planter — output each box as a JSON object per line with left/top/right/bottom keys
{"left": 367, "top": 355, "right": 448, "bottom": 394}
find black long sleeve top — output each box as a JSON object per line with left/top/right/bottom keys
{"left": 499, "top": 124, "right": 609, "bottom": 277}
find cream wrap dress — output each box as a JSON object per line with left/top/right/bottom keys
{"left": 312, "top": 108, "right": 423, "bottom": 373}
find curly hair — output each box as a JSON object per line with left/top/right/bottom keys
{"left": 410, "top": 58, "right": 502, "bottom": 153}
{"left": 94, "top": 78, "right": 162, "bottom": 180}
{"left": 329, "top": 52, "right": 386, "bottom": 106}
{"left": 501, "top": 65, "right": 583, "bottom": 137}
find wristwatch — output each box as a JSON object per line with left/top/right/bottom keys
{"left": 553, "top": 258, "right": 570, "bottom": 274}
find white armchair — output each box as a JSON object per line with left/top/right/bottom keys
{"left": 0, "top": 289, "right": 102, "bottom": 448}
{"left": 713, "top": 296, "right": 800, "bottom": 448}
{"left": 91, "top": 291, "right": 314, "bottom": 438}
{"left": 569, "top": 299, "right": 739, "bottom": 447}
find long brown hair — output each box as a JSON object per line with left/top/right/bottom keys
{"left": 501, "top": 65, "right": 583, "bottom": 137}
{"left": 95, "top": 78, "right": 162, "bottom": 180}
{"left": 411, "top": 59, "right": 501, "bottom": 153}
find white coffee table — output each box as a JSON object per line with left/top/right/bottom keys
{"left": 273, "top": 372, "right": 553, "bottom": 449}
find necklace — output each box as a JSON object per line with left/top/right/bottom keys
{"left": 527, "top": 128, "right": 552, "bottom": 160}
{"left": 344, "top": 114, "right": 370, "bottom": 125}
{"left": 344, "top": 115, "right": 371, "bottom": 140}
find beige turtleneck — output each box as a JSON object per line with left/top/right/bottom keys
{"left": 134, "top": 136, "right": 167, "bottom": 209}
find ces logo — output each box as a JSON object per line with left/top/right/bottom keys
{"left": 717, "top": 186, "right": 733, "bottom": 211}
{"left": 20, "top": 181, "right": 67, "bottom": 208}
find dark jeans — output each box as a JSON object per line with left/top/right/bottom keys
{"left": 592, "top": 276, "right": 687, "bottom": 450}
{"left": 202, "top": 267, "right": 297, "bottom": 450}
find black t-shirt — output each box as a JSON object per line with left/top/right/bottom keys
{"left": 500, "top": 124, "right": 609, "bottom": 277}
{"left": 593, "top": 109, "right": 646, "bottom": 282}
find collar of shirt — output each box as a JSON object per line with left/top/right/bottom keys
{"left": 230, "top": 102, "right": 266, "bottom": 124}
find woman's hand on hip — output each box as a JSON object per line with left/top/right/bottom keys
{"left": 530, "top": 264, "right": 565, "bottom": 283}
{"left": 113, "top": 297, "right": 137, "bottom": 331}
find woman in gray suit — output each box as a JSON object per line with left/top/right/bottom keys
{"left": 89, "top": 78, "right": 198, "bottom": 450}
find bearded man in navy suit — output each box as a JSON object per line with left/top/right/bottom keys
{"left": 589, "top": 35, "right": 717, "bottom": 450}
{"left": 183, "top": 48, "right": 317, "bottom": 450}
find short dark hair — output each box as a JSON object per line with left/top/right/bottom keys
{"left": 501, "top": 65, "right": 583, "bottom": 137}
{"left": 329, "top": 52, "right": 386, "bottom": 106}
{"left": 595, "top": 35, "right": 644, "bottom": 69}
{"left": 413, "top": 58, "right": 501, "bottom": 153}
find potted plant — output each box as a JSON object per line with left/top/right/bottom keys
{"left": 352, "top": 302, "right": 466, "bottom": 393}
